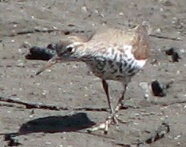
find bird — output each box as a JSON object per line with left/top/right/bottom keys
{"left": 26, "top": 25, "right": 150, "bottom": 134}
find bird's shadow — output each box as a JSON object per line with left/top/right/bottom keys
{"left": 19, "top": 112, "right": 95, "bottom": 134}
{"left": 3, "top": 112, "right": 95, "bottom": 141}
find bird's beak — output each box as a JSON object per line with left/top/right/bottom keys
{"left": 36, "top": 55, "right": 60, "bottom": 75}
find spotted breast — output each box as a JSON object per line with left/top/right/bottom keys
{"left": 80, "top": 26, "right": 149, "bottom": 82}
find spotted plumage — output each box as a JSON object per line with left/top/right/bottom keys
{"left": 27, "top": 25, "right": 150, "bottom": 134}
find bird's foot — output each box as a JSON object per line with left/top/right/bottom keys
{"left": 87, "top": 119, "right": 112, "bottom": 134}
{"left": 87, "top": 114, "right": 119, "bottom": 134}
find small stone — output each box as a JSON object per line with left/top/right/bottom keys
{"left": 155, "top": 28, "right": 162, "bottom": 33}
{"left": 174, "top": 135, "right": 181, "bottom": 140}
{"left": 119, "top": 12, "right": 124, "bottom": 15}
{"left": 165, "top": 48, "right": 181, "bottom": 62}
{"left": 52, "top": 26, "right": 58, "bottom": 29}
{"left": 139, "top": 82, "right": 150, "bottom": 99}
{"left": 42, "top": 89, "right": 48, "bottom": 96}
{"left": 151, "top": 80, "right": 166, "bottom": 97}
{"left": 16, "top": 62, "right": 24, "bottom": 67}
{"left": 180, "top": 49, "right": 185, "bottom": 54}
{"left": 45, "top": 141, "right": 52, "bottom": 145}
{"left": 20, "top": 41, "right": 31, "bottom": 48}
{"left": 11, "top": 39, "right": 15, "bottom": 42}
{"left": 81, "top": 6, "right": 87, "bottom": 12}
{"left": 13, "top": 24, "right": 17, "bottom": 28}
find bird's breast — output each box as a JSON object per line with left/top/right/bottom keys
{"left": 86, "top": 52, "right": 147, "bottom": 81}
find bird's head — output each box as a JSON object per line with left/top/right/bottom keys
{"left": 36, "top": 40, "right": 83, "bottom": 75}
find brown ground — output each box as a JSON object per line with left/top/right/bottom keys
{"left": 0, "top": 0, "right": 186, "bottom": 147}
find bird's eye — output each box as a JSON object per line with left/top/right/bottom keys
{"left": 66, "top": 47, "right": 73, "bottom": 52}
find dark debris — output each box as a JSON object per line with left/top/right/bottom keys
{"left": 151, "top": 80, "right": 174, "bottom": 97}
{"left": 25, "top": 46, "right": 55, "bottom": 61}
{"left": 165, "top": 48, "right": 181, "bottom": 62}
{"left": 151, "top": 80, "right": 166, "bottom": 97}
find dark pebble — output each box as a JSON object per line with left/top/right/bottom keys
{"left": 165, "top": 48, "right": 181, "bottom": 62}
{"left": 151, "top": 80, "right": 166, "bottom": 97}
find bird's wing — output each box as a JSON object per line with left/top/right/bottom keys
{"left": 82, "top": 26, "right": 150, "bottom": 61}
{"left": 81, "top": 29, "right": 134, "bottom": 61}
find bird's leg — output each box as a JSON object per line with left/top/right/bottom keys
{"left": 102, "top": 84, "right": 127, "bottom": 133}
{"left": 87, "top": 83, "right": 127, "bottom": 134}
{"left": 102, "top": 80, "right": 118, "bottom": 124}
{"left": 102, "top": 80, "right": 114, "bottom": 114}
{"left": 113, "top": 84, "right": 127, "bottom": 115}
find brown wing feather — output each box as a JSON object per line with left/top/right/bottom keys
{"left": 81, "top": 26, "right": 150, "bottom": 60}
